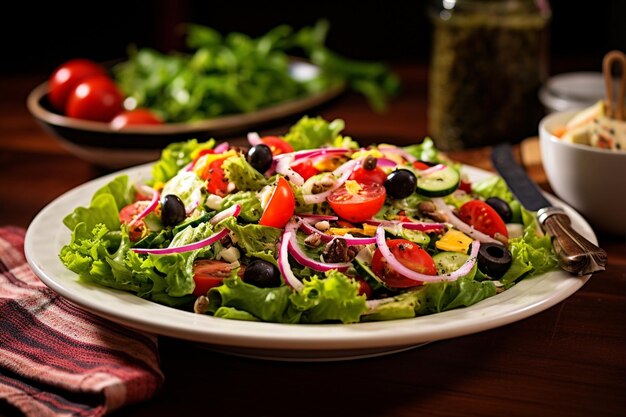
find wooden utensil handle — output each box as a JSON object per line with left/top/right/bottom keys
{"left": 538, "top": 207, "right": 608, "bottom": 275}
{"left": 603, "top": 50, "right": 626, "bottom": 120}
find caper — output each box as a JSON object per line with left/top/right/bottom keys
{"left": 161, "top": 194, "right": 186, "bottom": 227}
{"left": 384, "top": 169, "right": 417, "bottom": 199}
{"left": 247, "top": 144, "right": 273, "bottom": 173}
{"left": 243, "top": 259, "right": 281, "bottom": 288}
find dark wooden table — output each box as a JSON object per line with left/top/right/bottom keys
{"left": 1, "top": 65, "right": 624, "bottom": 417}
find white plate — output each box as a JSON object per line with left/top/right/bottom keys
{"left": 24, "top": 163, "right": 595, "bottom": 361}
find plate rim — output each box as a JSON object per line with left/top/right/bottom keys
{"left": 24, "top": 163, "right": 594, "bottom": 353}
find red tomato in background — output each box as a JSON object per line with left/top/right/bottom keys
{"left": 119, "top": 201, "right": 151, "bottom": 241}
{"left": 192, "top": 260, "right": 234, "bottom": 296}
{"left": 371, "top": 239, "right": 437, "bottom": 288}
{"left": 327, "top": 182, "right": 386, "bottom": 223}
{"left": 65, "top": 75, "right": 124, "bottom": 122}
{"left": 261, "top": 136, "right": 294, "bottom": 156}
{"left": 259, "top": 176, "right": 295, "bottom": 228}
{"left": 48, "top": 59, "right": 107, "bottom": 113}
{"left": 458, "top": 200, "right": 508, "bottom": 238}
{"left": 110, "top": 109, "right": 163, "bottom": 129}
{"left": 349, "top": 166, "right": 388, "bottom": 185}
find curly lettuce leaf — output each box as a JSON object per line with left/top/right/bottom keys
{"left": 63, "top": 175, "right": 133, "bottom": 232}
{"left": 223, "top": 154, "right": 268, "bottom": 191}
{"left": 290, "top": 270, "right": 367, "bottom": 324}
{"left": 472, "top": 176, "right": 522, "bottom": 223}
{"left": 218, "top": 217, "right": 281, "bottom": 264}
{"left": 282, "top": 116, "right": 346, "bottom": 151}
{"left": 151, "top": 139, "right": 215, "bottom": 185}
{"left": 402, "top": 138, "right": 445, "bottom": 164}
{"left": 220, "top": 191, "right": 263, "bottom": 223}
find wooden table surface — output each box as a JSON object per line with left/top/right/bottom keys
{"left": 1, "top": 65, "right": 624, "bottom": 417}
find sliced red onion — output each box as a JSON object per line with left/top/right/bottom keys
{"left": 431, "top": 198, "right": 503, "bottom": 245}
{"left": 378, "top": 145, "right": 417, "bottom": 163}
{"left": 275, "top": 155, "right": 304, "bottom": 186}
{"left": 209, "top": 204, "right": 241, "bottom": 225}
{"left": 213, "top": 142, "right": 230, "bottom": 154}
{"left": 129, "top": 185, "right": 160, "bottom": 227}
{"left": 284, "top": 147, "right": 350, "bottom": 161}
{"left": 302, "top": 159, "right": 358, "bottom": 205}
{"left": 185, "top": 187, "right": 203, "bottom": 215}
{"left": 132, "top": 228, "right": 229, "bottom": 255}
{"left": 376, "top": 158, "right": 399, "bottom": 168}
{"left": 298, "top": 220, "right": 377, "bottom": 245}
{"left": 285, "top": 221, "right": 350, "bottom": 272}
{"left": 365, "top": 218, "right": 445, "bottom": 233}
{"left": 416, "top": 163, "right": 445, "bottom": 176}
{"left": 278, "top": 230, "right": 304, "bottom": 291}
{"left": 297, "top": 213, "right": 339, "bottom": 221}
{"left": 375, "top": 226, "right": 480, "bottom": 283}
{"left": 247, "top": 132, "right": 262, "bottom": 146}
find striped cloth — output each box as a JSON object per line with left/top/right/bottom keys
{"left": 0, "top": 227, "right": 164, "bottom": 417}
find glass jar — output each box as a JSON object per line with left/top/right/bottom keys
{"left": 428, "top": 0, "right": 551, "bottom": 150}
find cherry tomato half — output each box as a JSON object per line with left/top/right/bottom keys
{"left": 327, "top": 182, "right": 386, "bottom": 223}
{"left": 349, "top": 166, "right": 388, "bottom": 185}
{"left": 204, "top": 158, "right": 229, "bottom": 197}
{"left": 110, "top": 109, "right": 163, "bottom": 129}
{"left": 65, "top": 75, "right": 124, "bottom": 122}
{"left": 261, "top": 136, "right": 294, "bottom": 156}
{"left": 192, "top": 260, "right": 233, "bottom": 296}
{"left": 48, "top": 59, "right": 107, "bottom": 113}
{"left": 259, "top": 176, "right": 295, "bottom": 228}
{"left": 458, "top": 200, "right": 509, "bottom": 238}
{"left": 371, "top": 239, "right": 437, "bottom": 288}
{"left": 119, "top": 201, "right": 151, "bottom": 241}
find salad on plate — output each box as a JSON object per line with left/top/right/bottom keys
{"left": 59, "top": 116, "right": 558, "bottom": 324}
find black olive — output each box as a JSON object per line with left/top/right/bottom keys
{"left": 477, "top": 242, "right": 512, "bottom": 279}
{"left": 161, "top": 194, "right": 186, "bottom": 227}
{"left": 485, "top": 197, "right": 513, "bottom": 223}
{"left": 243, "top": 259, "right": 281, "bottom": 288}
{"left": 247, "top": 144, "right": 273, "bottom": 173}
{"left": 384, "top": 169, "right": 417, "bottom": 199}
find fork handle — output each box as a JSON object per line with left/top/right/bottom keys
{"left": 538, "top": 207, "right": 608, "bottom": 275}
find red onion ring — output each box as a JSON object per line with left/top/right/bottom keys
{"left": 302, "top": 159, "right": 358, "bottom": 205}
{"left": 375, "top": 226, "right": 480, "bottom": 283}
{"left": 365, "top": 219, "right": 445, "bottom": 232}
{"left": 278, "top": 230, "right": 304, "bottom": 291}
{"left": 299, "top": 220, "right": 377, "bottom": 245}
{"left": 247, "top": 132, "right": 262, "bottom": 146}
{"left": 376, "top": 158, "right": 399, "bottom": 168}
{"left": 132, "top": 228, "right": 229, "bottom": 255}
{"left": 378, "top": 145, "right": 417, "bottom": 163}
{"left": 285, "top": 221, "right": 350, "bottom": 272}
{"left": 209, "top": 204, "right": 241, "bottom": 225}
{"left": 275, "top": 155, "right": 305, "bottom": 186}
{"left": 297, "top": 213, "right": 339, "bottom": 221}
{"left": 129, "top": 185, "right": 160, "bottom": 227}
{"left": 416, "top": 163, "right": 446, "bottom": 176}
{"left": 213, "top": 142, "right": 230, "bottom": 154}
{"left": 431, "top": 198, "right": 503, "bottom": 245}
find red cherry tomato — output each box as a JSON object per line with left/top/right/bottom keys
{"left": 65, "top": 75, "right": 124, "bottom": 122}
{"left": 458, "top": 178, "right": 472, "bottom": 194}
{"left": 110, "top": 109, "right": 163, "bottom": 129}
{"left": 259, "top": 176, "right": 295, "bottom": 228}
{"left": 192, "top": 260, "right": 233, "bottom": 296}
{"left": 291, "top": 159, "right": 319, "bottom": 180}
{"left": 412, "top": 161, "right": 432, "bottom": 170}
{"left": 119, "top": 201, "right": 151, "bottom": 241}
{"left": 327, "top": 182, "right": 386, "bottom": 223}
{"left": 48, "top": 59, "right": 107, "bottom": 113}
{"left": 201, "top": 158, "right": 229, "bottom": 197}
{"left": 354, "top": 276, "right": 373, "bottom": 299}
{"left": 261, "top": 136, "right": 294, "bottom": 156}
{"left": 458, "top": 200, "right": 509, "bottom": 238}
{"left": 371, "top": 239, "right": 437, "bottom": 288}
{"left": 349, "top": 166, "right": 388, "bottom": 185}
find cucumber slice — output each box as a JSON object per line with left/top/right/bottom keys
{"left": 353, "top": 248, "right": 395, "bottom": 292}
{"left": 432, "top": 251, "right": 476, "bottom": 279}
{"left": 416, "top": 165, "right": 460, "bottom": 197}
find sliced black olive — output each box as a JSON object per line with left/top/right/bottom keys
{"left": 384, "top": 169, "right": 417, "bottom": 199}
{"left": 247, "top": 144, "right": 273, "bottom": 173}
{"left": 161, "top": 194, "right": 186, "bottom": 227}
{"left": 243, "top": 259, "right": 281, "bottom": 288}
{"left": 485, "top": 197, "right": 512, "bottom": 223}
{"left": 477, "top": 242, "right": 512, "bottom": 279}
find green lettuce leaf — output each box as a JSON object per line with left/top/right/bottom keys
{"left": 402, "top": 138, "right": 445, "bottom": 164}
{"left": 472, "top": 176, "right": 522, "bottom": 223}
{"left": 290, "top": 270, "right": 367, "bottom": 324}
{"left": 161, "top": 170, "right": 207, "bottom": 210}
{"left": 223, "top": 154, "right": 268, "bottom": 191}
{"left": 218, "top": 217, "right": 281, "bottom": 263}
{"left": 220, "top": 191, "right": 263, "bottom": 223}
{"left": 282, "top": 116, "right": 346, "bottom": 151}
{"left": 151, "top": 139, "right": 215, "bottom": 185}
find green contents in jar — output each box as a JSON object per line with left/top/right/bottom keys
{"left": 428, "top": 1, "right": 550, "bottom": 150}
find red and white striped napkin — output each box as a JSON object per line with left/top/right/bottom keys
{"left": 0, "top": 227, "right": 164, "bottom": 417}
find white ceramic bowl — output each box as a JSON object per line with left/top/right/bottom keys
{"left": 539, "top": 110, "right": 626, "bottom": 236}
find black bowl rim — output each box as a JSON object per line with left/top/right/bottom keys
{"left": 27, "top": 79, "right": 345, "bottom": 136}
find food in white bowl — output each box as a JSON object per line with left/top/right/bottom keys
{"left": 555, "top": 101, "right": 626, "bottom": 151}
{"left": 539, "top": 109, "right": 626, "bottom": 235}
